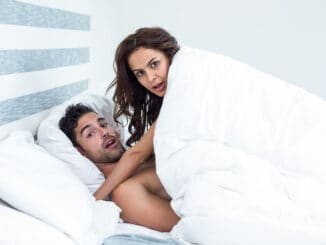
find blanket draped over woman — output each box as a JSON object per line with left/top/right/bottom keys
{"left": 154, "top": 46, "right": 326, "bottom": 244}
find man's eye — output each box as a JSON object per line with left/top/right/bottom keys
{"left": 86, "top": 132, "right": 95, "bottom": 138}
{"left": 101, "top": 123, "right": 108, "bottom": 128}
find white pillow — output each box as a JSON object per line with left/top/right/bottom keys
{"left": 0, "top": 202, "right": 74, "bottom": 245}
{"left": 0, "top": 131, "right": 121, "bottom": 245}
{"left": 37, "top": 93, "right": 124, "bottom": 194}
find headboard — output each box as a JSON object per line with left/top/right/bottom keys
{"left": 0, "top": 0, "right": 91, "bottom": 140}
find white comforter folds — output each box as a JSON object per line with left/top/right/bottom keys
{"left": 154, "top": 46, "right": 326, "bottom": 244}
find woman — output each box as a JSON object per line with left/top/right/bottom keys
{"left": 108, "top": 27, "right": 179, "bottom": 147}
{"left": 95, "top": 27, "right": 179, "bottom": 199}
{"left": 97, "top": 27, "right": 326, "bottom": 244}
{"left": 91, "top": 27, "right": 180, "bottom": 232}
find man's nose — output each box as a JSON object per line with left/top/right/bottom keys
{"left": 99, "top": 127, "right": 114, "bottom": 138}
{"left": 99, "top": 128, "right": 109, "bottom": 139}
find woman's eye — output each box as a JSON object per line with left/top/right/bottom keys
{"left": 135, "top": 71, "right": 143, "bottom": 77}
{"left": 151, "top": 61, "right": 159, "bottom": 68}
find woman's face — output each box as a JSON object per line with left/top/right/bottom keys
{"left": 128, "top": 47, "right": 170, "bottom": 97}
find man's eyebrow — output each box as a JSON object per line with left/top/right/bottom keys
{"left": 131, "top": 57, "right": 156, "bottom": 72}
{"left": 79, "top": 117, "right": 104, "bottom": 136}
{"left": 80, "top": 124, "right": 90, "bottom": 136}
{"left": 97, "top": 117, "right": 106, "bottom": 123}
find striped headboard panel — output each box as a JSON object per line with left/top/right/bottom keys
{"left": 0, "top": 0, "right": 91, "bottom": 139}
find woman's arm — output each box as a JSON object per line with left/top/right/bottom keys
{"left": 94, "top": 122, "right": 156, "bottom": 200}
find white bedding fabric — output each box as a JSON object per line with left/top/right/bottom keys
{"left": 0, "top": 201, "right": 74, "bottom": 245}
{"left": 154, "top": 46, "right": 326, "bottom": 244}
{"left": 115, "top": 222, "right": 172, "bottom": 240}
{"left": 0, "top": 131, "right": 121, "bottom": 245}
{"left": 0, "top": 199, "right": 173, "bottom": 245}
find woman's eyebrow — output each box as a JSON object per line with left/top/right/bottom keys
{"left": 146, "top": 57, "right": 156, "bottom": 66}
{"left": 131, "top": 57, "right": 156, "bottom": 71}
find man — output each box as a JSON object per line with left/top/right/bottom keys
{"left": 59, "top": 104, "right": 179, "bottom": 232}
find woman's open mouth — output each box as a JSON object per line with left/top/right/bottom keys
{"left": 153, "top": 82, "right": 165, "bottom": 93}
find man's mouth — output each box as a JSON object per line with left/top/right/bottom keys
{"left": 104, "top": 137, "right": 117, "bottom": 150}
{"left": 153, "top": 82, "right": 165, "bottom": 92}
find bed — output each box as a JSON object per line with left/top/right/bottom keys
{"left": 1, "top": 50, "right": 325, "bottom": 245}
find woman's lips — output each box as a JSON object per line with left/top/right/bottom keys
{"left": 153, "top": 82, "right": 165, "bottom": 92}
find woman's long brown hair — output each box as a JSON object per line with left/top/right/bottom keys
{"left": 107, "top": 27, "right": 179, "bottom": 146}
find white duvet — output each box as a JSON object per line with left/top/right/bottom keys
{"left": 154, "top": 46, "right": 326, "bottom": 244}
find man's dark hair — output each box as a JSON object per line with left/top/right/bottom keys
{"left": 59, "top": 103, "right": 95, "bottom": 146}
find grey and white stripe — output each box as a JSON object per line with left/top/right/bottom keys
{"left": 0, "top": 80, "right": 88, "bottom": 126}
{"left": 0, "top": 0, "right": 91, "bottom": 126}
{"left": 0, "top": 48, "right": 89, "bottom": 75}
{"left": 0, "top": 0, "right": 90, "bottom": 30}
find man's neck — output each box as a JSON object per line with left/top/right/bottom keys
{"left": 95, "top": 162, "right": 117, "bottom": 178}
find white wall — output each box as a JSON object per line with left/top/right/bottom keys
{"left": 89, "top": 1, "right": 118, "bottom": 96}
{"left": 92, "top": 0, "right": 326, "bottom": 99}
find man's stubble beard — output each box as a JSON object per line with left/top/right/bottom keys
{"left": 97, "top": 143, "right": 126, "bottom": 164}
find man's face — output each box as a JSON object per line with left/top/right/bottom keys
{"left": 75, "top": 112, "right": 125, "bottom": 163}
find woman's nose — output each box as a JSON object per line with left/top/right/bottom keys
{"left": 147, "top": 71, "right": 156, "bottom": 82}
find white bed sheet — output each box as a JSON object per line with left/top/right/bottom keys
{"left": 0, "top": 200, "right": 74, "bottom": 245}
{"left": 0, "top": 199, "right": 174, "bottom": 244}
{"left": 114, "top": 222, "right": 172, "bottom": 240}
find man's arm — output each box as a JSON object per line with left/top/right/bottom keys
{"left": 94, "top": 122, "right": 156, "bottom": 200}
